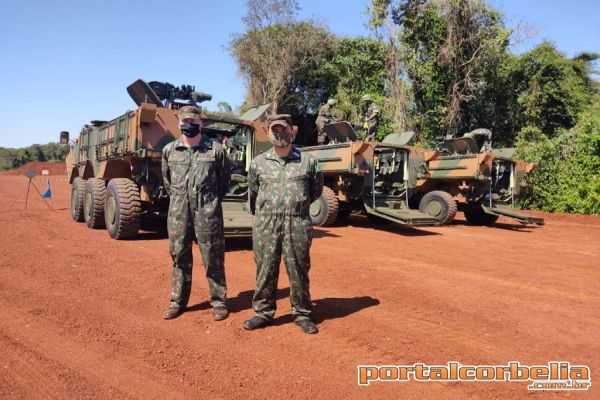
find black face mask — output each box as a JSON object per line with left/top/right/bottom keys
{"left": 180, "top": 123, "right": 201, "bottom": 138}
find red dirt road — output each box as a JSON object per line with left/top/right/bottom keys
{"left": 1, "top": 161, "right": 66, "bottom": 176}
{"left": 0, "top": 174, "right": 598, "bottom": 399}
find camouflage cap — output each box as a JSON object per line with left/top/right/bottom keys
{"left": 268, "top": 114, "right": 292, "bottom": 128}
{"left": 178, "top": 105, "right": 202, "bottom": 120}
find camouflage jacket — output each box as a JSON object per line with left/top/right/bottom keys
{"left": 161, "top": 135, "right": 230, "bottom": 207}
{"left": 362, "top": 103, "right": 380, "bottom": 126}
{"left": 248, "top": 147, "right": 323, "bottom": 217}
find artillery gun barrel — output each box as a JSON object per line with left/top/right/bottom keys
{"left": 192, "top": 91, "right": 212, "bottom": 103}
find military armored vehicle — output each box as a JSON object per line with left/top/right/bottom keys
{"left": 412, "top": 130, "right": 545, "bottom": 226}
{"left": 61, "top": 79, "right": 271, "bottom": 239}
{"left": 301, "top": 121, "right": 438, "bottom": 227}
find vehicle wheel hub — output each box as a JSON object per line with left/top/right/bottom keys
{"left": 84, "top": 192, "right": 92, "bottom": 216}
{"left": 426, "top": 200, "right": 442, "bottom": 217}
{"left": 107, "top": 196, "right": 116, "bottom": 225}
{"left": 310, "top": 199, "right": 322, "bottom": 217}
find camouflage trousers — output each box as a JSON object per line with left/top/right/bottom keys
{"left": 252, "top": 213, "right": 313, "bottom": 322}
{"left": 366, "top": 122, "right": 378, "bottom": 138}
{"left": 167, "top": 193, "right": 227, "bottom": 309}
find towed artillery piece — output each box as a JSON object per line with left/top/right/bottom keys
{"left": 411, "top": 129, "right": 545, "bottom": 226}
{"left": 301, "top": 121, "right": 438, "bottom": 227}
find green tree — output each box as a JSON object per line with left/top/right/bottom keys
{"left": 390, "top": 0, "right": 448, "bottom": 143}
{"left": 14, "top": 148, "right": 31, "bottom": 168}
{"left": 0, "top": 148, "right": 17, "bottom": 171}
{"left": 501, "top": 43, "right": 599, "bottom": 142}
{"left": 370, "top": 0, "right": 510, "bottom": 143}
{"left": 29, "top": 144, "right": 46, "bottom": 162}
{"left": 288, "top": 36, "right": 399, "bottom": 141}
{"left": 515, "top": 102, "right": 600, "bottom": 214}
{"left": 216, "top": 102, "right": 233, "bottom": 114}
{"left": 314, "top": 38, "right": 387, "bottom": 118}
{"left": 230, "top": 0, "right": 335, "bottom": 114}
{"left": 0, "top": 143, "right": 68, "bottom": 172}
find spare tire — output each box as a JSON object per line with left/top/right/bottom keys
{"left": 418, "top": 190, "right": 458, "bottom": 225}
{"left": 309, "top": 186, "right": 339, "bottom": 227}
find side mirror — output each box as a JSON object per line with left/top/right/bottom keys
{"left": 60, "top": 131, "right": 69, "bottom": 144}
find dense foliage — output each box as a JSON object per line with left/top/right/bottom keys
{"left": 230, "top": 0, "right": 599, "bottom": 214}
{"left": 0, "top": 143, "right": 68, "bottom": 172}
{"left": 515, "top": 103, "right": 600, "bottom": 214}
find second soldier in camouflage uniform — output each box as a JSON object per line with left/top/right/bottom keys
{"left": 315, "top": 98, "right": 338, "bottom": 145}
{"left": 361, "top": 94, "right": 380, "bottom": 138}
{"left": 244, "top": 114, "right": 324, "bottom": 334}
{"left": 161, "top": 105, "right": 231, "bottom": 321}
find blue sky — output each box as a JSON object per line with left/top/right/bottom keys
{"left": 0, "top": 0, "right": 598, "bottom": 148}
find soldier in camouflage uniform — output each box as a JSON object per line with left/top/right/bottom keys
{"left": 316, "top": 98, "right": 338, "bottom": 145}
{"left": 361, "top": 94, "right": 380, "bottom": 139}
{"left": 161, "top": 105, "right": 230, "bottom": 321}
{"left": 243, "top": 114, "right": 324, "bottom": 334}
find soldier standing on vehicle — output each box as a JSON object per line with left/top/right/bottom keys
{"left": 360, "top": 95, "right": 379, "bottom": 139}
{"left": 161, "top": 105, "right": 230, "bottom": 321}
{"left": 316, "top": 98, "right": 338, "bottom": 144}
{"left": 244, "top": 114, "right": 324, "bottom": 334}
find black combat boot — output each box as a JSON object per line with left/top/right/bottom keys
{"left": 162, "top": 307, "right": 184, "bottom": 320}
{"left": 295, "top": 318, "right": 318, "bottom": 334}
{"left": 212, "top": 306, "right": 229, "bottom": 321}
{"left": 243, "top": 315, "right": 271, "bottom": 330}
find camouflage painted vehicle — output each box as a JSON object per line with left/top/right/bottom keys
{"left": 300, "top": 121, "right": 438, "bottom": 227}
{"left": 412, "top": 130, "right": 545, "bottom": 226}
{"left": 62, "top": 79, "right": 271, "bottom": 239}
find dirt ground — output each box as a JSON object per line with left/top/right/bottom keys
{"left": 1, "top": 161, "right": 66, "bottom": 176}
{"left": 0, "top": 174, "right": 598, "bottom": 399}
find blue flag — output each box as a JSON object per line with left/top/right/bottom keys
{"left": 42, "top": 179, "right": 52, "bottom": 199}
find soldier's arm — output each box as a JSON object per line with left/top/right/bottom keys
{"left": 369, "top": 105, "right": 380, "bottom": 120}
{"left": 317, "top": 105, "right": 325, "bottom": 117}
{"left": 217, "top": 146, "right": 231, "bottom": 199}
{"left": 247, "top": 159, "right": 259, "bottom": 214}
{"left": 161, "top": 144, "right": 171, "bottom": 196}
{"left": 309, "top": 157, "right": 324, "bottom": 203}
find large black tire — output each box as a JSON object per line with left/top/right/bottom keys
{"left": 309, "top": 186, "right": 339, "bottom": 227}
{"left": 464, "top": 207, "right": 499, "bottom": 226}
{"left": 71, "top": 177, "right": 86, "bottom": 222}
{"left": 418, "top": 190, "right": 458, "bottom": 225}
{"left": 104, "top": 178, "right": 141, "bottom": 239}
{"left": 84, "top": 178, "right": 106, "bottom": 229}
